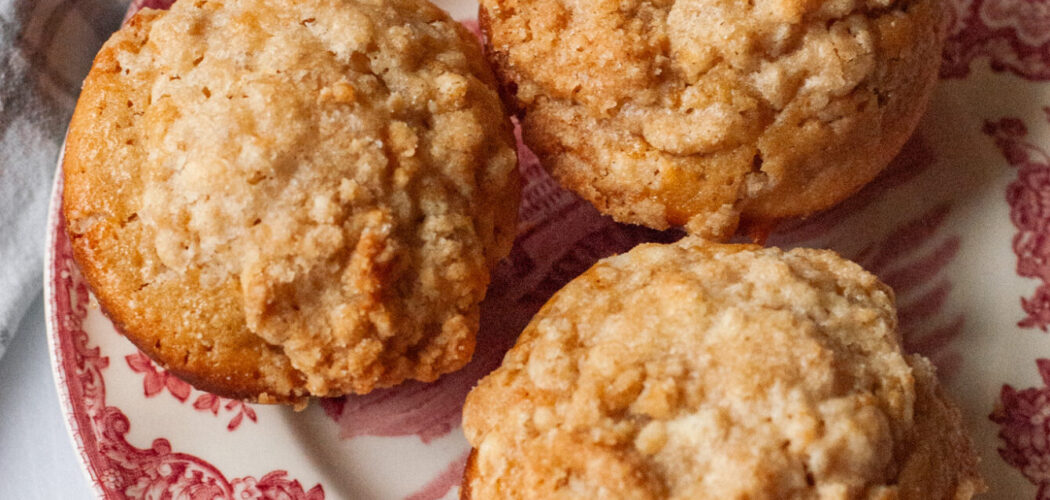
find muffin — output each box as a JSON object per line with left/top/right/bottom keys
{"left": 461, "top": 237, "right": 983, "bottom": 499}
{"left": 479, "top": 0, "right": 946, "bottom": 239}
{"left": 62, "top": 0, "right": 519, "bottom": 401}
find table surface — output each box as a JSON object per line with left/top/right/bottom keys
{"left": 0, "top": 295, "right": 92, "bottom": 499}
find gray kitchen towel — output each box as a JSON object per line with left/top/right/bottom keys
{"left": 0, "top": 0, "right": 126, "bottom": 359}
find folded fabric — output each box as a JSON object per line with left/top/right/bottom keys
{"left": 0, "top": 0, "right": 124, "bottom": 360}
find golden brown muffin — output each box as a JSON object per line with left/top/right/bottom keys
{"left": 63, "top": 0, "right": 519, "bottom": 401}
{"left": 461, "top": 237, "right": 983, "bottom": 499}
{"left": 479, "top": 0, "right": 946, "bottom": 239}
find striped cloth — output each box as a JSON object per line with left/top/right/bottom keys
{"left": 0, "top": 0, "right": 127, "bottom": 359}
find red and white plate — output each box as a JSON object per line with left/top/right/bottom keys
{"left": 44, "top": 0, "right": 1050, "bottom": 498}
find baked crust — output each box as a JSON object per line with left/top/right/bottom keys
{"left": 480, "top": 0, "right": 946, "bottom": 238}
{"left": 461, "top": 237, "right": 983, "bottom": 499}
{"left": 460, "top": 449, "right": 479, "bottom": 500}
{"left": 63, "top": 0, "right": 519, "bottom": 400}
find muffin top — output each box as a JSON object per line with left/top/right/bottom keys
{"left": 480, "top": 0, "right": 945, "bottom": 238}
{"left": 462, "top": 237, "right": 982, "bottom": 499}
{"left": 63, "top": 0, "right": 518, "bottom": 399}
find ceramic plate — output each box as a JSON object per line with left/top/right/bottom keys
{"left": 45, "top": 0, "right": 1050, "bottom": 497}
